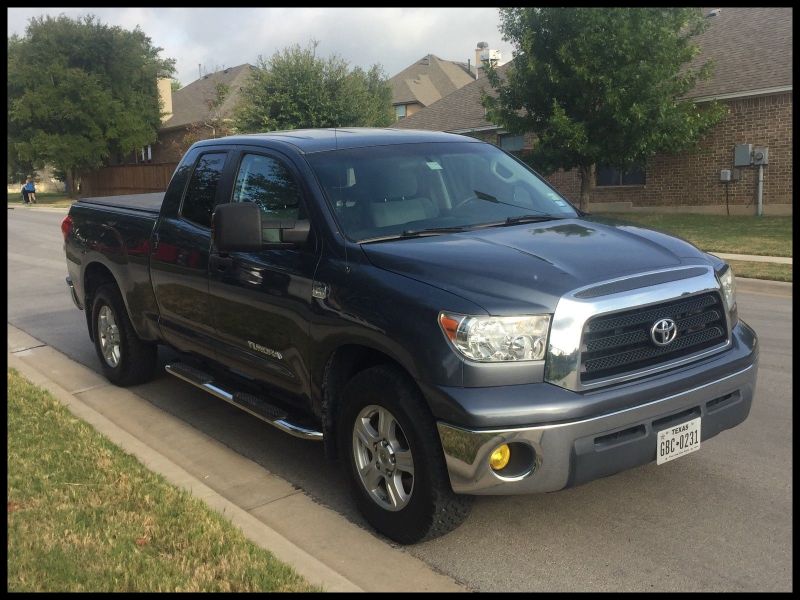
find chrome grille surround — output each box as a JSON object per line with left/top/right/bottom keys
{"left": 545, "top": 266, "right": 732, "bottom": 391}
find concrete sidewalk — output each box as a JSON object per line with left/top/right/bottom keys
{"left": 711, "top": 252, "right": 792, "bottom": 265}
{"left": 8, "top": 203, "right": 71, "bottom": 213}
{"left": 7, "top": 324, "right": 465, "bottom": 593}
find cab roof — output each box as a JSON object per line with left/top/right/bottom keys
{"left": 194, "top": 127, "right": 481, "bottom": 154}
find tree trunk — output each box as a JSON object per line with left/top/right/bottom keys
{"left": 578, "top": 164, "right": 593, "bottom": 212}
{"left": 65, "top": 168, "right": 75, "bottom": 198}
{"left": 65, "top": 168, "right": 79, "bottom": 198}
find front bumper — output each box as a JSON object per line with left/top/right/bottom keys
{"left": 437, "top": 322, "right": 758, "bottom": 495}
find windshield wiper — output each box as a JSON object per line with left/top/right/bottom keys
{"left": 467, "top": 214, "right": 565, "bottom": 231}
{"left": 472, "top": 190, "right": 560, "bottom": 218}
{"left": 504, "top": 214, "right": 565, "bottom": 225}
{"left": 360, "top": 225, "right": 471, "bottom": 243}
{"left": 400, "top": 225, "right": 471, "bottom": 237}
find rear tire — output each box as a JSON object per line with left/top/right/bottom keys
{"left": 339, "top": 365, "right": 472, "bottom": 544}
{"left": 91, "top": 283, "right": 157, "bottom": 386}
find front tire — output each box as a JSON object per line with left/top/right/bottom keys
{"left": 340, "top": 365, "right": 472, "bottom": 544}
{"left": 91, "top": 283, "right": 157, "bottom": 386}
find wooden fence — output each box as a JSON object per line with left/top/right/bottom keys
{"left": 80, "top": 162, "right": 178, "bottom": 198}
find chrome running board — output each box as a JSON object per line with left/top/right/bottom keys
{"left": 165, "top": 363, "right": 323, "bottom": 441}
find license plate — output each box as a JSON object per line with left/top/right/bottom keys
{"left": 657, "top": 417, "right": 701, "bottom": 465}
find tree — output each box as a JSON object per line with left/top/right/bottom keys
{"left": 6, "top": 154, "right": 42, "bottom": 185}
{"left": 169, "top": 82, "right": 233, "bottom": 157}
{"left": 171, "top": 79, "right": 181, "bottom": 93}
{"left": 8, "top": 15, "right": 174, "bottom": 195}
{"left": 484, "top": 7, "right": 726, "bottom": 211}
{"left": 234, "top": 41, "right": 393, "bottom": 132}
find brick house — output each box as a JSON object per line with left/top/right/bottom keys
{"left": 395, "top": 7, "right": 792, "bottom": 215}
{"left": 153, "top": 63, "right": 255, "bottom": 163}
{"left": 80, "top": 65, "right": 254, "bottom": 197}
{"left": 107, "top": 64, "right": 255, "bottom": 166}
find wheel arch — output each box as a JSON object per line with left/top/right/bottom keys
{"left": 321, "top": 343, "right": 424, "bottom": 460}
{"left": 83, "top": 261, "right": 118, "bottom": 341}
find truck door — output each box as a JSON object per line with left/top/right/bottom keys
{"left": 150, "top": 149, "right": 231, "bottom": 357}
{"left": 207, "top": 149, "right": 320, "bottom": 402}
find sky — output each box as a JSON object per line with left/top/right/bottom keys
{"left": 7, "top": 7, "right": 515, "bottom": 87}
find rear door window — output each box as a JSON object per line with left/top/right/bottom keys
{"left": 180, "top": 152, "right": 228, "bottom": 227}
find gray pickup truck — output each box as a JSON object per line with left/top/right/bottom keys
{"left": 63, "top": 128, "right": 758, "bottom": 544}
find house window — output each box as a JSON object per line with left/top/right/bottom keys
{"left": 595, "top": 164, "right": 646, "bottom": 186}
{"left": 395, "top": 104, "right": 407, "bottom": 120}
{"left": 499, "top": 134, "right": 525, "bottom": 152}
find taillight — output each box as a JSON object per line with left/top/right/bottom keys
{"left": 61, "top": 215, "right": 73, "bottom": 241}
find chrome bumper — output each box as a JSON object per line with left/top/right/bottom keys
{"left": 437, "top": 362, "right": 757, "bottom": 495}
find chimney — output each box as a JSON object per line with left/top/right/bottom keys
{"left": 474, "top": 42, "right": 488, "bottom": 79}
{"left": 157, "top": 77, "right": 173, "bottom": 123}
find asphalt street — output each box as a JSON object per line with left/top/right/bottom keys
{"left": 7, "top": 207, "right": 792, "bottom": 591}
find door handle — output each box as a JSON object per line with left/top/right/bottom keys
{"left": 210, "top": 254, "right": 234, "bottom": 272}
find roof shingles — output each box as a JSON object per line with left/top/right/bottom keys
{"left": 389, "top": 54, "right": 475, "bottom": 107}
{"left": 395, "top": 66, "right": 505, "bottom": 132}
{"left": 685, "top": 7, "right": 792, "bottom": 98}
{"left": 161, "top": 63, "right": 255, "bottom": 131}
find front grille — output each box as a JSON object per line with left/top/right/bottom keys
{"left": 580, "top": 292, "right": 728, "bottom": 383}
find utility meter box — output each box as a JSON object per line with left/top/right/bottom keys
{"left": 734, "top": 143, "right": 753, "bottom": 166}
{"left": 720, "top": 169, "right": 732, "bottom": 182}
{"left": 752, "top": 147, "right": 769, "bottom": 165}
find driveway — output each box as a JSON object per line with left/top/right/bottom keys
{"left": 7, "top": 208, "right": 793, "bottom": 591}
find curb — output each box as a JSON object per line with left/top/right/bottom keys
{"left": 6, "top": 325, "right": 465, "bottom": 592}
{"left": 7, "top": 351, "right": 363, "bottom": 593}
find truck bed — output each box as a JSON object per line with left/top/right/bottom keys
{"left": 77, "top": 192, "right": 165, "bottom": 215}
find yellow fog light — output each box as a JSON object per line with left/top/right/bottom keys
{"left": 489, "top": 444, "right": 511, "bottom": 471}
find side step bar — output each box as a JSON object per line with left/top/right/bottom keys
{"left": 165, "top": 363, "right": 323, "bottom": 441}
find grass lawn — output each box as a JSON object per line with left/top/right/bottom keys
{"left": 8, "top": 191, "right": 75, "bottom": 208}
{"left": 7, "top": 368, "right": 319, "bottom": 592}
{"left": 593, "top": 212, "right": 793, "bottom": 258}
{"left": 728, "top": 260, "right": 792, "bottom": 283}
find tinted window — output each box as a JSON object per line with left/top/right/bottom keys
{"left": 181, "top": 152, "right": 227, "bottom": 227}
{"left": 232, "top": 153, "right": 304, "bottom": 242}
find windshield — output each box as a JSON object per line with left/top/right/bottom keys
{"left": 305, "top": 141, "right": 578, "bottom": 242}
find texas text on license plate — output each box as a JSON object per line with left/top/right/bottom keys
{"left": 657, "top": 417, "right": 701, "bottom": 465}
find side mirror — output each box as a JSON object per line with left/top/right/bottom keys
{"left": 212, "top": 203, "right": 311, "bottom": 252}
{"left": 262, "top": 218, "right": 310, "bottom": 245}
{"left": 212, "top": 202, "right": 262, "bottom": 252}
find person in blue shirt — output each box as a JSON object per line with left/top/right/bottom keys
{"left": 22, "top": 177, "right": 36, "bottom": 204}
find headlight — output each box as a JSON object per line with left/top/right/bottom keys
{"left": 439, "top": 312, "right": 551, "bottom": 362}
{"left": 717, "top": 264, "right": 738, "bottom": 326}
{"left": 718, "top": 265, "right": 736, "bottom": 311}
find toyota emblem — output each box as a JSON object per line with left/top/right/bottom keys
{"left": 651, "top": 318, "right": 678, "bottom": 346}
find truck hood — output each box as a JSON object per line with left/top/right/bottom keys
{"left": 360, "top": 217, "right": 710, "bottom": 314}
